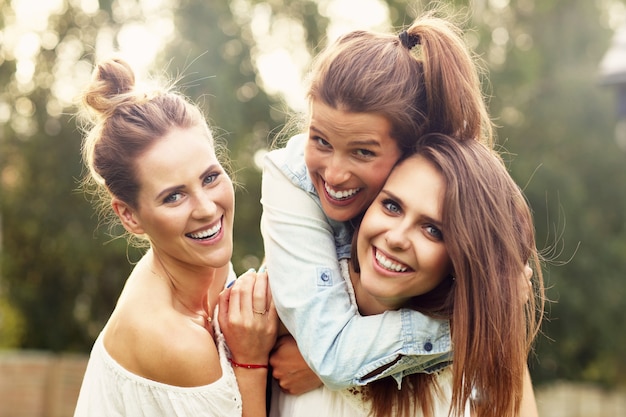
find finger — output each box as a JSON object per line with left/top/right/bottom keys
{"left": 253, "top": 271, "right": 268, "bottom": 314}
{"left": 218, "top": 287, "right": 231, "bottom": 328}
{"left": 524, "top": 264, "right": 533, "bottom": 281}
{"left": 228, "top": 278, "right": 243, "bottom": 319}
{"left": 263, "top": 271, "right": 278, "bottom": 323}
{"left": 264, "top": 271, "right": 273, "bottom": 303}
{"left": 267, "top": 296, "right": 278, "bottom": 323}
{"left": 231, "top": 269, "right": 257, "bottom": 314}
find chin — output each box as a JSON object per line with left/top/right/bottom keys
{"left": 209, "top": 245, "right": 233, "bottom": 266}
{"left": 323, "top": 204, "right": 361, "bottom": 223}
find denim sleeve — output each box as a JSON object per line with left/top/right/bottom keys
{"left": 260, "top": 158, "right": 452, "bottom": 390}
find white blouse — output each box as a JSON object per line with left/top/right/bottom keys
{"left": 74, "top": 272, "right": 242, "bottom": 417}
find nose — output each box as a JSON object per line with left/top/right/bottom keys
{"left": 324, "top": 155, "right": 351, "bottom": 185}
{"left": 385, "top": 224, "right": 411, "bottom": 251}
{"left": 192, "top": 191, "right": 217, "bottom": 218}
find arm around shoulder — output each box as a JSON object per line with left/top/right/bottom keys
{"left": 261, "top": 152, "right": 452, "bottom": 389}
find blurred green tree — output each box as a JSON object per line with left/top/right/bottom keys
{"left": 0, "top": 1, "right": 142, "bottom": 350}
{"left": 464, "top": 0, "right": 626, "bottom": 387}
{"left": 0, "top": 0, "right": 285, "bottom": 351}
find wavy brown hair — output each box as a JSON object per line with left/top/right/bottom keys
{"left": 306, "top": 11, "right": 493, "bottom": 155}
{"left": 353, "top": 135, "right": 544, "bottom": 417}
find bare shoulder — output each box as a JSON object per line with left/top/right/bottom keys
{"left": 104, "top": 296, "right": 221, "bottom": 387}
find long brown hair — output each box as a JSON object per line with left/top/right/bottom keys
{"left": 306, "top": 11, "right": 493, "bottom": 155}
{"left": 354, "top": 135, "right": 544, "bottom": 417}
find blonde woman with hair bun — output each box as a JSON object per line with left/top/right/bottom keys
{"left": 74, "top": 58, "right": 277, "bottom": 417}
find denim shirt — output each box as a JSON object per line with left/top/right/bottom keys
{"left": 260, "top": 134, "right": 452, "bottom": 390}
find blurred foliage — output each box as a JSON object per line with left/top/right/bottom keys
{"left": 1, "top": 0, "right": 625, "bottom": 390}
{"left": 0, "top": 296, "right": 24, "bottom": 348}
{"left": 472, "top": 0, "right": 626, "bottom": 387}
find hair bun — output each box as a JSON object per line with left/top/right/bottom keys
{"left": 82, "top": 58, "right": 137, "bottom": 119}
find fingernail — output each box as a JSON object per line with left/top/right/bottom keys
{"left": 258, "top": 265, "right": 267, "bottom": 273}
{"left": 247, "top": 268, "right": 256, "bottom": 273}
{"left": 226, "top": 280, "right": 236, "bottom": 288}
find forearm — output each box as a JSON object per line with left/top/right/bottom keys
{"left": 218, "top": 269, "right": 277, "bottom": 417}
{"left": 268, "top": 265, "right": 451, "bottom": 388}
{"left": 519, "top": 365, "right": 538, "bottom": 417}
{"left": 234, "top": 368, "right": 269, "bottom": 417}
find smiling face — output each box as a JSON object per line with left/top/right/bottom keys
{"left": 122, "top": 125, "right": 235, "bottom": 269}
{"left": 304, "top": 99, "right": 402, "bottom": 222}
{"left": 355, "top": 154, "right": 452, "bottom": 312}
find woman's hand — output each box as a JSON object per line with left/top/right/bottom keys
{"left": 219, "top": 269, "right": 278, "bottom": 365}
{"left": 270, "top": 334, "right": 323, "bottom": 395}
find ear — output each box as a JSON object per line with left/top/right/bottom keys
{"left": 112, "top": 198, "right": 145, "bottom": 235}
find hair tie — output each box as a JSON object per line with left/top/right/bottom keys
{"left": 399, "top": 31, "right": 421, "bottom": 50}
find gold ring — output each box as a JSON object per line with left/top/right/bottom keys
{"left": 253, "top": 309, "right": 267, "bottom": 315}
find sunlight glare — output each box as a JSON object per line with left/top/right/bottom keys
{"left": 256, "top": 48, "right": 304, "bottom": 107}
{"left": 14, "top": 32, "right": 39, "bottom": 59}
{"left": 117, "top": 22, "right": 173, "bottom": 75}
{"left": 320, "top": 0, "right": 389, "bottom": 41}
{"left": 8, "top": 0, "right": 390, "bottom": 113}
{"left": 12, "top": 0, "right": 64, "bottom": 32}
{"left": 80, "top": 0, "right": 100, "bottom": 14}
{"left": 245, "top": 0, "right": 390, "bottom": 111}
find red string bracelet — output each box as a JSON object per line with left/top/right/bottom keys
{"left": 228, "top": 358, "right": 268, "bottom": 369}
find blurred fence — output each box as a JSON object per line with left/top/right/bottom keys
{"left": 535, "top": 381, "right": 626, "bottom": 417}
{"left": 0, "top": 351, "right": 625, "bottom": 416}
{"left": 0, "top": 351, "right": 86, "bottom": 417}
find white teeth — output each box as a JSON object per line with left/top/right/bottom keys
{"left": 188, "top": 222, "right": 221, "bottom": 239}
{"left": 375, "top": 250, "right": 408, "bottom": 272}
{"left": 324, "top": 183, "right": 360, "bottom": 200}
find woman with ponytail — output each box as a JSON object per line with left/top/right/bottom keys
{"left": 262, "top": 10, "right": 537, "bottom": 417}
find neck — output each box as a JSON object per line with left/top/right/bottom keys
{"left": 149, "top": 248, "right": 227, "bottom": 321}
{"left": 349, "top": 262, "right": 404, "bottom": 315}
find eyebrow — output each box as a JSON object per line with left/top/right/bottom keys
{"left": 351, "top": 139, "right": 383, "bottom": 148}
{"left": 154, "top": 164, "right": 220, "bottom": 202}
{"left": 309, "top": 125, "right": 383, "bottom": 148}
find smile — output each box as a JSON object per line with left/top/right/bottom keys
{"left": 324, "top": 182, "right": 360, "bottom": 201}
{"left": 375, "top": 249, "right": 409, "bottom": 272}
{"left": 186, "top": 220, "right": 221, "bottom": 240}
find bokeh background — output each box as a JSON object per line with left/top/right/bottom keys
{"left": 1, "top": 0, "right": 625, "bottom": 415}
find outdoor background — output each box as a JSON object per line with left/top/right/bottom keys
{"left": 1, "top": 0, "right": 625, "bottom": 415}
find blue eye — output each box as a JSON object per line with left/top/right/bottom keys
{"left": 382, "top": 199, "right": 401, "bottom": 214}
{"left": 425, "top": 225, "right": 443, "bottom": 241}
{"left": 163, "top": 192, "right": 183, "bottom": 204}
{"left": 203, "top": 173, "right": 219, "bottom": 185}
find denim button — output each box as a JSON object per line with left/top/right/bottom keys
{"left": 424, "top": 341, "right": 433, "bottom": 352}
{"left": 316, "top": 267, "right": 333, "bottom": 287}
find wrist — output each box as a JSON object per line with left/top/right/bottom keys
{"left": 228, "top": 357, "right": 269, "bottom": 369}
